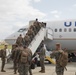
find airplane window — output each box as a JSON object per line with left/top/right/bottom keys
{"left": 18, "top": 28, "right": 28, "bottom": 32}
{"left": 64, "top": 28, "right": 67, "bottom": 32}
{"left": 59, "top": 29, "right": 62, "bottom": 32}
{"left": 74, "top": 28, "right": 76, "bottom": 32}
{"left": 69, "top": 28, "right": 71, "bottom": 32}
{"left": 55, "top": 29, "right": 57, "bottom": 32}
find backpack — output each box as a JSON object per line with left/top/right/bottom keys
{"left": 58, "top": 51, "right": 68, "bottom": 68}
{"left": 20, "top": 50, "right": 28, "bottom": 63}
{"left": 0, "top": 50, "right": 2, "bottom": 57}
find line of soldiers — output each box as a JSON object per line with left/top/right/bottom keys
{"left": 11, "top": 19, "right": 46, "bottom": 75}
{"left": 16, "top": 19, "right": 46, "bottom": 46}
{"left": 11, "top": 43, "right": 32, "bottom": 75}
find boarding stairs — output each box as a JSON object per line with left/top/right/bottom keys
{"left": 28, "top": 27, "right": 46, "bottom": 55}
{"left": 27, "top": 25, "right": 55, "bottom": 64}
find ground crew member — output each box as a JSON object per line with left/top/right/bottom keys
{"left": 39, "top": 41, "right": 45, "bottom": 73}
{"left": 1, "top": 44, "right": 8, "bottom": 72}
{"left": 18, "top": 45, "right": 30, "bottom": 75}
{"left": 11, "top": 44, "right": 18, "bottom": 74}
{"left": 51, "top": 43, "right": 64, "bottom": 75}
{"left": 16, "top": 34, "right": 23, "bottom": 46}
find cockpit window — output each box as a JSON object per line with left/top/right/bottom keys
{"left": 18, "top": 28, "right": 28, "bottom": 32}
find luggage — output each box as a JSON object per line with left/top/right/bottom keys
{"left": 37, "top": 61, "right": 40, "bottom": 67}
{"left": 31, "top": 62, "right": 35, "bottom": 69}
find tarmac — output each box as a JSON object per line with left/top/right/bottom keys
{"left": 0, "top": 59, "right": 76, "bottom": 75}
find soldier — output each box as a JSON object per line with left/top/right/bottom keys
{"left": 41, "top": 22, "right": 46, "bottom": 28}
{"left": 27, "top": 28, "right": 35, "bottom": 41}
{"left": 51, "top": 43, "right": 65, "bottom": 75}
{"left": 33, "top": 19, "right": 40, "bottom": 32}
{"left": 33, "top": 18, "right": 39, "bottom": 25}
{"left": 30, "top": 25, "right": 37, "bottom": 35}
{"left": 24, "top": 34, "right": 31, "bottom": 46}
{"left": 24, "top": 46, "right": 33, "bottom": 75}
{"left": 11, "top": 44, "right": 18, "bottom": 74}
{"left": 18, "top": 45, "right": 30, "bottom": 75}
{"left": 1, "top": 44, "right": 8, "bottom": 72}
{"left": 16, "top": 34, "right": 23, "bottom": 46}
{"left": 39, "top": 41, "right": 45, "bottom": 73}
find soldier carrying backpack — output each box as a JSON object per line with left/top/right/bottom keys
{"left": 58, "top": 48, "right": 68, "bottom": 70}
{"left": 18, "top": 45, "right": 30, "bottom": 75}
{"left": 51, "top": 43, "right": 68, "bottom": 75}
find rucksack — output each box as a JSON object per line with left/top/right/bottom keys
{"left": 0, "top": 49, "right": 2, "bottom": 57}
{"left": 58, "top": 51, "right": 68, "bottom": 68}
{"left": 20, "top": 50, "right": 28, "bottom": 63}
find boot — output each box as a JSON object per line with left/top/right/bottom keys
{"left": 14, "top": 72, "right": 17, "bottom": 74}
{"left": 40, "top": 70, "right": 45, "bottom": 73}
{"left": 39, "top": 70, "right": 42, "bottom": 72}
{"left": 1, "top": 70, "right": 6, "bottom": 72}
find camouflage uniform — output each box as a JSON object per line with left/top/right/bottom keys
{"left": 39, "top": 45, "right": 45, "bottom": 73}
{"left": 24, "top": 34, "right": 31, "bottom": 46}
{"left": 30, "top": 25, "right": 37, "bottom": 35}
{"left": 41, "top": 22, "right": 46, "bottom": 28}
{"left": 18, "top": 46, "right": 30, "bottom": 75}
{"left": 16, "top": 34, "right": 23, "bottom": 46}
{"left": 25, "top": 47, "right": 32, "bottom": 75}
{"left": 11, "top": 44, "right": 18, "bottom": 74}
{"left": 34, "top": 24, "right": 40, "bottom": 32}
{"left": 27, "top": 29, "right": 35, "bottom": 41}
{"left": 51, "top": 43, "right": 64, "bottom": 75}
{"left": 1, "top": 45, "right": 8, "bottom": 72}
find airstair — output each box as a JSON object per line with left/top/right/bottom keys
{"left": 28, "top": 27, "right": 46, "bottom": 55}
{"left": 27, "top": 21, "right": 55, "bottom": 64}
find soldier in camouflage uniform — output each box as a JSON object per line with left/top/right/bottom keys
{"left": 41, "top": 22, "right": 46, "bottom": 28}
{"left": 18, "top": 46, "right": 30, "bottom": 75}
{"left": 23, "top": 46, "right": 32, "bottom": 75}
{"left": 16, "top": 34, "right": 23, "bottom": 46}
{"left": 33, "top": 19, "right": 40, "bottom": 32}
{"left": 51, "top": 43, "right": 64, "bottom": 75}
{"left": 39, "top": 41, "right": 45, "bottom": 73}
{"left": 24, "top": 34, "right": 31, "bottom": 46}
{"left": 1, "top": 45, "right": 8, "bottom": 72}
{"left": 27, "top": 28, "right": 35, "bottom": 41}
{"left": 11, "top": 44, "right": 18, "bottom": 74}
{"left": 30, "top": 25, "right": 37, "bottom": 35}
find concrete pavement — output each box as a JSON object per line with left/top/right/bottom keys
{"left": 0, "top": 59, "right": 76, "bottom": 75}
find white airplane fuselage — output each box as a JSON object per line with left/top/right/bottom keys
{"left": 45, "top": 19, "right": 76, "bottom": 51}
{"left": 5, "top": 19, "right": 76, "bottom": 52}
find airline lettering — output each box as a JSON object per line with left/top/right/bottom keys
{"left": 64, "top": 22, "right": 76, "bottom": 27}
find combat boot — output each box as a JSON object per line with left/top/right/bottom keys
{"left": 1, "top": 70, "right": 6, "bottom": 72}
{"left": 39, "top": 70, "right": 42, "bottom": 72}
{"left": 40, "top": 70, "right": 45, "bottom": 73}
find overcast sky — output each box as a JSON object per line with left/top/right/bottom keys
{"left": 0, "top": 0, "right": 76, "bottom": 40}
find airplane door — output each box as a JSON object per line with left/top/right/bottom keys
{"left": 46, "top": 27, "right": 53, "bottom": 40}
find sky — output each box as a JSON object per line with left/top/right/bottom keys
{"left": 0, "top": 0, "right": 76, "bottom": 40}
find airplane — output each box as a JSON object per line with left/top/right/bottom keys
{"left": 5, "top": 19, "right": 76, "bottom": 61}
